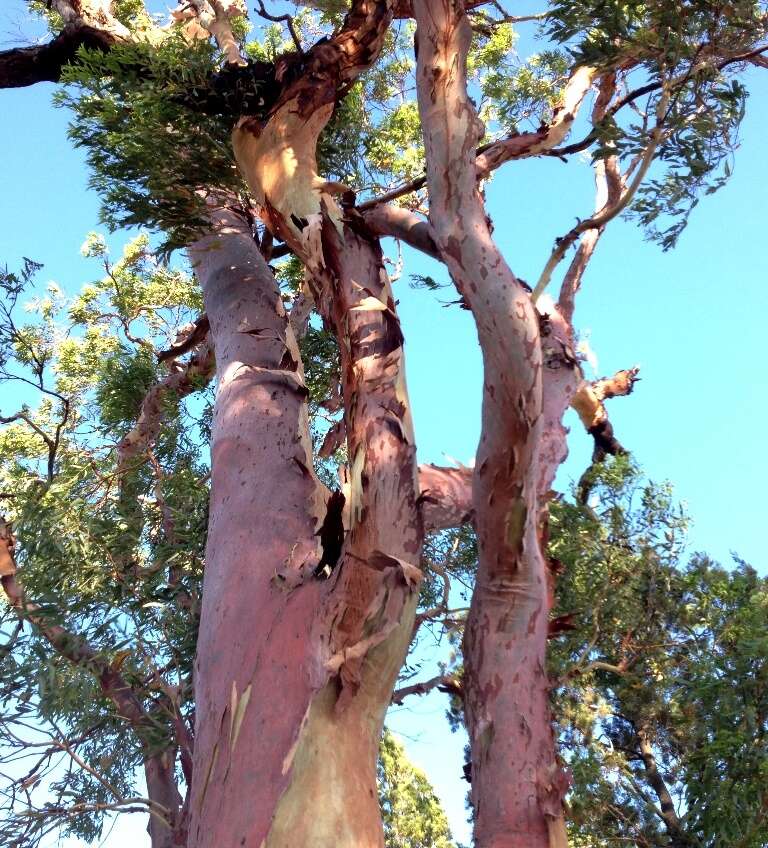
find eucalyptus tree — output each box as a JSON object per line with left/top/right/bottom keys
{"left": 0, "top": 1, "right": 766, "bottom": 847}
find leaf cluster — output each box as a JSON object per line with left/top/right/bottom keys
{"left": 57, "top": 36, "right": 247, "bottom": 254}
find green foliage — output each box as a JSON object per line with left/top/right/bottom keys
{"left": 630, "top": 77, "right": 746, "bottom": 249}
{"left": 5, "top": 2, "right": 768, "bottom": 843}
{"left": 550, "top": 457, "right": 768, "bottom": 848}
{"left": 57, "top": 36, "right": 246, "bottom": 254}
{"left": 547, "top": 0, "right": 765, "bottom": 247}
{"left": 379, "top": 729, "right": 456, "bottom": 848}
{"left": 0, "top": 238, "right": 210, "bottom": 845}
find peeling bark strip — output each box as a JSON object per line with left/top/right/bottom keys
{"left": 571, "top": 367, "right": 640, "bottom": 460}
{"left": 0, "top": 517, "right": 184, "bottom": 848}
{"left": 412, "top": 2, "right": 567, "bottom": 846}
{"left": 311, "top": 222, "right": 422, "bottom": 705}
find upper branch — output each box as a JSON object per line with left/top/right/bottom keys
{"left": 0, "top": 0, "right": 130, "bottom": 88}
{"left": 0, "top": 24, "right": 115, "bottom": 88}
{"left": 117, "top": 337, "right": 215, "bottom": 477}
{"left": 475, "top": 64, "right": 598, "bottom": 176}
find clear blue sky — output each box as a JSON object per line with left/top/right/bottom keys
{"left": 1, "top": 2, "right": 767, "bottom": 845}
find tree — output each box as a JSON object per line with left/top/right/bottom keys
{"left": 0, "top": 1, "right": 766, "bottom": 846}
{"left": 438, "top": 458, "right": 768, "bottom": 847}
{"left": 379, "top": 729, "right": 456, "bottom": 848}
{"left": 549, "top": 458, "right": 768, "bottom": 848}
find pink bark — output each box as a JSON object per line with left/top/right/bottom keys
{"left": 186, "top": 197, "right": 423, "bottom": 847}
{"left": 186, "top": 208, "right": 327, "bottom": 847}
{"left": 418, "top": 463, "right": 474, "bottom": 531}
{"left": 412, "top": 3, "right": 567, "bottom": 845}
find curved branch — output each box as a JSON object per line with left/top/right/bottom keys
{"left": 532, "top": 88, "right": 671, "bottom": 302}
{"left": 391, "top": 673, "right": 462, "bottom": 705}
{"left": 117, "top": 338, "right": 215, "bottom": 475}
{"left": 0, "top": 24, "right": 116, "bottom": 88}
{"left": 476, "top": 65, "right": 598, "bottom": 176}
{"left": 157, "top": 314, "right": 210, "bottom": 362}
{"left": 0, "top": 1, "right": 131, "bottom": 89}
{"left": 361, "top": 204, "right": 440, "bottom": 258}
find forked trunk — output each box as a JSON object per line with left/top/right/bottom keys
{"left": 186, "top": 201, "right": 422, "bottom": 847}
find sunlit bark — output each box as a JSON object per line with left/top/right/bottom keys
{"left": 412, "top": 3, "right": 567, "bottom": 845}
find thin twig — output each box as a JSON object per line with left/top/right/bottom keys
{"left": 254, "top": 0, "right": 303, "bottom": 52}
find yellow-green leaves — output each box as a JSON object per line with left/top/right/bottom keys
{"left": 378, "top": 729, "right": 455, "bottom": 848}
{"left": 366, "top": 102, "right": 425, "bottom": 184}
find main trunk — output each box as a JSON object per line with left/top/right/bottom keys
{"left": 187, "top": 201, "right": 421, "bottom": 847}
{"left": 412, "top": 3, "right": 568, "bottom": 846}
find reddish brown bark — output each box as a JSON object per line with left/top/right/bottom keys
{"left": 418, "top": 463, "right": 474, "bottom": 531}
{"left": 412, "top": 2, "right": 568, "bottom": 845}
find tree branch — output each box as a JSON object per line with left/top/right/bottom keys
{"left": 0, "top": 515, "right": 184, "bottom": 842}
{"left": 156, "top": 314, "right": 210, "bottom": 362}
{"left": 637, "top": 729, "right": 689, "bottom": 843}
{"left": 0, "top": 1, "right": 130, "bottom": 89}
{"left": 532, "top": 87, "right": 671, "bottom": 303}
{"left": 361, "top": 204, "right": 440, "bottom": 258}
{"left": 117, "top": 338, "right": 215, "bottom": 475}
{"left": 254, "top": 0, "right": 303, "bottom": 52}
{"left": 0, "top": 24, "right": 115, "bottom": 88}
{"left": 391, "top": 673, "right": 462, "bottom": 705}
{"left": 418, "top": 463, "right": 473, "bottom": 531}
{"left": 183, "top": 1, "right": 248, "bottom": 66}
{"left": 476, "top": 65, "right": 598, "bottom": 176}
{"left": 571, "top": 366, "right": 641, "bottom": 460}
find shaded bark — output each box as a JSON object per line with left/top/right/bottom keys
{"left": 0, "top": 24, "right": 117, "bottom": 88}
{"left": 412, "top": 3, "right": 566, "bottom": 845}
{"left": 0, "top": 1, "right": 129, "bottom": 89}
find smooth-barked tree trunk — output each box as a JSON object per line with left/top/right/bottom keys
{"left": 186, "top": 194, "right": 424, "bottom": 847}
{"left": 413, "top": 3, "right": 568, "bottom": 846}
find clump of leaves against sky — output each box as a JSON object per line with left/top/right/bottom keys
{"left": 549, "top": 457, "right": 768, "bottom": 848}
{"left": 379, "top": 729, "right": 456, "bottom": 848}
